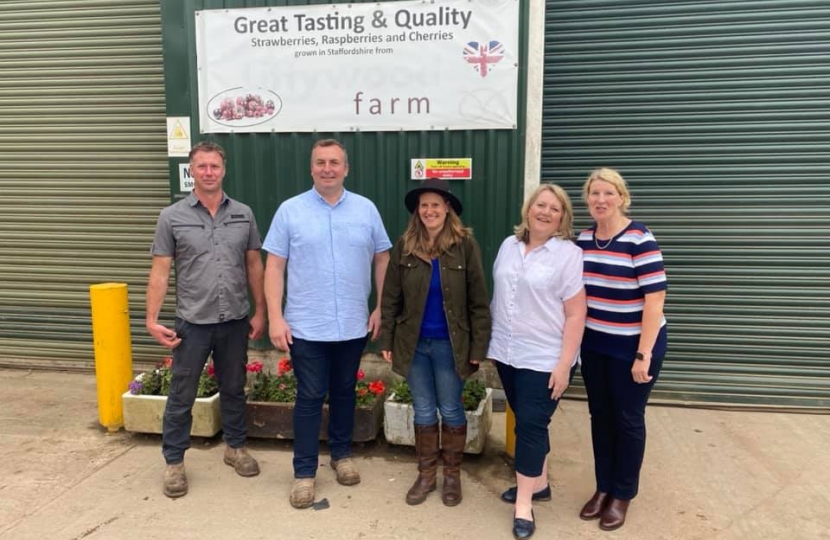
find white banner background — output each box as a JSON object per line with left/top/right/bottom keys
{"left": 195, "top": 0, "right": 519, "bottom": 133}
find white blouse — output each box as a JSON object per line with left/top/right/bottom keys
{"left": 487, "top": 236, "right": 584, "bottom": 373}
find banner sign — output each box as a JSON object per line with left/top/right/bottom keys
{"left": 194, "top": 0, "right": 519, "bottom": 133}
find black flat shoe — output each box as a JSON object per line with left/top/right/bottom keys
{"left": 512, "top": 510, "right": 535, "bottom": 540}
{"left": 500, "top": 484, "right": 552, "bottom": 504}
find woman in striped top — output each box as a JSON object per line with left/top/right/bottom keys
{"left": 575, "top": 168, "right": 668, "bottom": 532}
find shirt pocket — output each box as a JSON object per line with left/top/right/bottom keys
{"left": 172, "top": 223, "right": 210, "bottom": 258}
{"left": 347, "top": 223, "right": 372, "bottom": 248}
{"left": 222, "top": 219, "right": 250, "bottom": 253}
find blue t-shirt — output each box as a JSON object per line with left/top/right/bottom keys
{"left": 419, "top": 259, "right": 450, "bottom": 339}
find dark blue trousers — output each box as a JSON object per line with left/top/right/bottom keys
{"left": 289, "top": 336, "right": 367, "bottom": 478}
{"left": 162, "top": 317, "right": 249, "bottom": 464}
{"left": 497, "top": 362, "right": 575, "bottom": 477}
{"left": 579, "top": 349, "right": 664, "bottom": 500}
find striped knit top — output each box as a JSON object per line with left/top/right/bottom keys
{"left": 576, "top": 221, "right": 668, "bottom": 361}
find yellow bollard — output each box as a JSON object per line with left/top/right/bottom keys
{"left": 505, "top": 402, "right": 516, "bottom": 460}
{"left": 89, "top": 283, "right": 134, "bottom": 432}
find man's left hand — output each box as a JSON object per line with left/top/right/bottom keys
{"left": 367, "top": 307, "right": 382, "bottom": 341}
{"left": 249, "top": 312, "right": 266, "bottom": 340}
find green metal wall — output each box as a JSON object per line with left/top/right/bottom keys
{"left": 542, "top": 0, "right": 830, "bottom": 407}
{"left": 160, "top": 0, "right": 529, "bottom": 315}
{"left": 0, "top": 0, "right": 174, "bottom": 370}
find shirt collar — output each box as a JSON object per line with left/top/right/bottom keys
{"left": 187, "top": 190, "right": 229, "bottom": 208}
{"left": 311, "top": 186, "right": 347, "bottom": 207}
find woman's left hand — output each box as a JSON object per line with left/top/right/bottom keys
{"left": 631, "top": 353, "right": 653, "bottom": 384}
{"left": 548, "top": 367, "right": 570, "bottom": 400}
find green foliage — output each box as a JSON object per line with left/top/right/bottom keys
{"left": 131, "top": 357, "right": 218, "bottom": 398}
{"left": 247, "top": 370, "right": 297, "bottom": 402}
{"left": 389, "top": 379, "right": 487, "bottom": 411}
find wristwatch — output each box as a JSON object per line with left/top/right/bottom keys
{"left": 635, "top": 352, "right": 645, "bottom": 361}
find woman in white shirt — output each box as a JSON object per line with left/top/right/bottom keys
{"left": 487, "top": 184, "right": 586, "bottom": 540}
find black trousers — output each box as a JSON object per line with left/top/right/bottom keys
{"left": 497, "top": 362, "right": 575, "bottom": 477}
{"left": 162, "top": 317, "right": 249, "bottom": 464}
{"left": 579, "top": 349, "right": 663, "bottom": 500}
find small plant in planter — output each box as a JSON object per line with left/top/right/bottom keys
{"left": 122, "top": 357, "right": 221, "bottom": 436}
{"left": 128, "top": 357, "right": 218, "bottom": 398}
{"left": 244, "top": 358, "right": 386, "bottom": 441}
{"left": 388, "top": 379, "right": 487, "bottom": 411}
{"left": 385, "top": 379, "right": 493, "bottom": 454}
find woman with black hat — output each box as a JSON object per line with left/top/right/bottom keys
{"left": 379, "top": 178, "right": 491, "bottom": 507}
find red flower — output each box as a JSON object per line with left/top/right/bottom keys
{"left": 207, "top": 363, "right": 216, "bottom": 377}
{"left": 277, "top": 357, "right": 292, "bottom": 376}
{"left": 164, "top": 357, "right": 173, "bottom": 369}
{"left": 369, "top": 380, "right": 385, "bottom": 395}
{"left": 246, "top": 360, "right": 263, "bottom": 373}
{"left": 358, "top": 387, "right": 368, "bottom": 396}
{"left": 357, "top": 368, "right": 365, "bottom": 381}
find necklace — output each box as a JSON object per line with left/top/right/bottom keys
{"left": 594, "top": 232, "right": 614, "bottom": 250}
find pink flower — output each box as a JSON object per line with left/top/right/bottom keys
{"left": 207, "top": 363, "right": 216, "bottom": 377}
{"left": 357, "top": 368, "right": 365, "bottom": 381}
{"left": 246, "top": 361, "right": 263, "bottom": 373}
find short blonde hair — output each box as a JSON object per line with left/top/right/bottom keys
{"left": 583, "top": 168, "right": 631, "bottom": 214}
{"left": 514, "top": 184, "right": 574, "bottom": 242}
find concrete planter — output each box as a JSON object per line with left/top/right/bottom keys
{"left": 245, "top": 397, "right": 384, "bottom": 442}
{"left": 122, "top": 391, "right": 221, "bottom": 437}
{"left": 383, "top": 388, "right": 493, "bottom": 454}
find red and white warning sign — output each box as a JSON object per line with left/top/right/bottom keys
{"left": 410, "top": 158, "right": 472, "bottom": 180}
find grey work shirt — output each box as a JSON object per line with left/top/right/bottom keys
{"left": 151, "top": 191, "right": 262, "bottom": 324}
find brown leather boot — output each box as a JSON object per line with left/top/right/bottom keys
{"left": 406, "top": 423, "right": 439, "bottom": 505}
{"left": 440, "top": 423, "right": 467, "bottom": 506}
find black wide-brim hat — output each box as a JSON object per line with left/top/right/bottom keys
{"left": 404, "top": 178, "right": 463, "bottom": 216}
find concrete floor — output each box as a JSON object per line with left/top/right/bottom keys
{"left": 0, "top": 368, "right": 827, "bottom": 540}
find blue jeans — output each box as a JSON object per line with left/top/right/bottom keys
{"left": 289, "top": 336, "right": 367, "bottom": 478}
{"left": 162, "top": 317, "right": 249, "bottom": 464}
{"left": 579, "top": 349, "right": 664, "bottom": 500}
{"left": 496, "top": 361, "right": 576, "bottom": 477}
{"left": 406, "top": 337, "right": 466, "bottom": 427}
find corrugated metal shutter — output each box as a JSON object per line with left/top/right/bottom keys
{"left": 0, "top": 0, "right": 173, "bottom": 370}
{"left": 541, "top": 1, "right": 830, "bottom": 408}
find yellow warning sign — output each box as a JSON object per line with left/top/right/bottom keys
{"left": 170, "top": 120, "right": 188, "bottom": 139}
{"left": 166, "top": 116, "right": 191, "bottom": 157}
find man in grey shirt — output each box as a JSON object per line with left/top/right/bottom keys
{"left": 146, "top": 141, "right": 266, "bottom": 498}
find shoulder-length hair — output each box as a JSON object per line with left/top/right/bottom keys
{"left": 402, "top": 200, "right": 471, "bottom": 258}
{"left": 514, "top": 184, "right": 574, "bottom": 242}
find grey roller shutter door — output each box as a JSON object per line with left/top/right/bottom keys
{"left": 542, "top": 1, "right": 830, "bottom": 408}
{"left": 0, "top": 0, "right": 172, "bottom": 370}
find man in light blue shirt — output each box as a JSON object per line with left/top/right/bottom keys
{"left": 263, "top": 139, "right": 391, "bottom": 509}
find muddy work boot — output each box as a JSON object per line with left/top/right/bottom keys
{"left": 330, "top": 457, "right": 361, "bottom": 486}
{"left": 406, "top": 423, "right": 440, "bottom": 505}
{"left": 289, "top": 478, "right": 316, "bottom": 509}
{"left": 163, "top": 462, "right": 188, "bottom": 498}
{"left": 223, "top": 446, "right": 260, "bottom": 477}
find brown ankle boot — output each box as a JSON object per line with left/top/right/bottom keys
{"left": 440, "top": 423, "right": 467, "bottom": 506}
{"left": 406, "top": 423, "right": 439, "bottom": 505}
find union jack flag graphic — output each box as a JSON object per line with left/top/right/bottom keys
{"left": 463, "top": 40, "right": 505, "bottom": 78}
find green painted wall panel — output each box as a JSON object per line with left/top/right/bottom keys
{"left": 160, "top": 0, "right": 529, "bottom": 338}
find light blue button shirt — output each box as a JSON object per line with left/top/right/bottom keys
{"left": 262, "top": 187, "right": 392, "bottom": 341}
